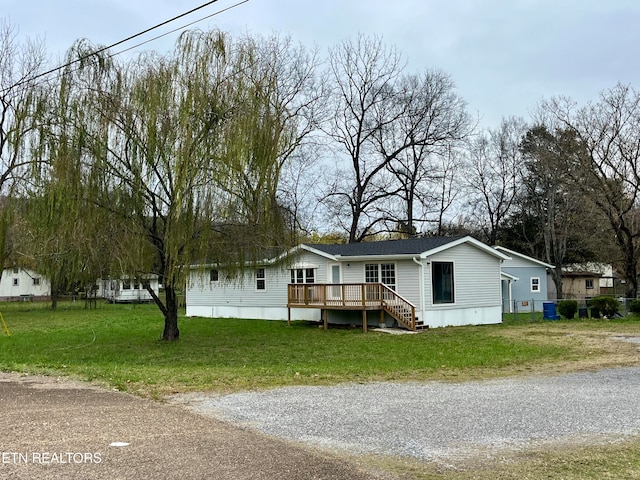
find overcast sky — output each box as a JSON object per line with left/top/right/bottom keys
{"left": 5, "top": 0, "right": 640, "bottom": 128}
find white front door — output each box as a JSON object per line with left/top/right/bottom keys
{"left": 328, "top": 264, "right": 342, "bottom": 300}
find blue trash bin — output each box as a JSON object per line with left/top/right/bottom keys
{"left": 543, "top": 302, "right": 560, "bottom": 320}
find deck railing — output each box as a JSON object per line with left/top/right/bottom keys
{"left": 287, "top": 283, "right": 417, "bottom": 330}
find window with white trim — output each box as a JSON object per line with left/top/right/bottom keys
{"left": 290, "top": 268, "right": 315, "bottom": 284}
{"left": 365, "top": 264, "right": 378, "bottom": 283}
{"left": 380, "top": 263, "right": 396, "bottom": 290}
{"left": 585, "top": 279, "right": 594, "bottom": 290}
{"left": 256, "top": 268, "right": 266, "bottom": 291}
{"left": 210, "top": 269, "right": 219, "bottom": 282}
{"left": 530, "top": 277, "right": 540, "bottom": 293}
{"left": 33, "top": 278, "right": 41, "bottom": 286}
{"left": 364, "top": 263, "right": 396, "bottom": 290}
{"left": 432, "top": 262, "right": 454, "bottom": 304}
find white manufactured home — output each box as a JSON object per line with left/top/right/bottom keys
{"left": 186, "top": 236, "right": 510, "bottom": 330}
{"left": 99, "top": 276, "right": 160, "bottom": 303}
{"left": 0, "top": 267, "right": 51, "bottom": 301}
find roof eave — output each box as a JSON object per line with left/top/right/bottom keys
{"left": 421, "top": 236, "right": 511, "bottom": 260}
{"left": 494, "top": 246, "right": 555, "bottom": 269}
{"left": 332, "top": 253, "right": 423, "bottom": 262}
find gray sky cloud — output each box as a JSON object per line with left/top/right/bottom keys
{"left": 5, "top": 0, "right": 640, "bottom": 128}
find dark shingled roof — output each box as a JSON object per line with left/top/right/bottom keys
{"left": 306, "top": 236, "right": 465, "bottom": 257}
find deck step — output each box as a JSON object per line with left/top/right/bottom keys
{"left": 414, "top": 319, "right": 428, "bottom": 330}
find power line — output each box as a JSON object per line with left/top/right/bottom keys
{"left": 2, "top": 0, "right": 249, "bottom": 93}
{"left": 112, "top": 0, "right": 249, "bottom": 58}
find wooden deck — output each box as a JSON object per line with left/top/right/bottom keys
{"left": 287, "top": 283, "right": 423, "bottom": 332}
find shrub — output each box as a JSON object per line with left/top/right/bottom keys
{"left": 557, "top": 300, "right": 578, "bottom": 319}
{"left": 589, "top": 296, "right": 620, "bottom": 318}
{"left": 629, "top": 298, "right": 640, "bottom": 315}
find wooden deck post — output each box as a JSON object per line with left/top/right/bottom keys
{"left": 287, "top": 307, "right": 291, "bottom": 326}
{"left": 323, "top": 309, "right": 328, "bottom": 330}
{"left": 362, "top": 310, "right": 367, "bottom": 333}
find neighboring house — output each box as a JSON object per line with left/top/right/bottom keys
{"left": 564, "top": 262, "right": 615, "bottom": 290}
{"left": 494, "top": 246, "right": 554, "bottom": 313}
{"left": 99, "top": 275, "right": 160, "bottom": 303}
{"left": 186, "top": 236, "right": 510, "bottom": 330}
{"left": 561, "top": 270, "right": 601, "bottom": 300}
{"left": 0, "top": 267, "right": 51, "bottom": 301}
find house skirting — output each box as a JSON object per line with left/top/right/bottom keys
{"left": 187, "top": 304, "right": 502, "bottom": 329}
{"left": 0, "top": 295, "right": 50, "bottom": 302}
{"left": 186, "top": 305, "right": 321, "bottom": 322}
{"left": 424, "top": 305, "right": 502, "bottom": 328}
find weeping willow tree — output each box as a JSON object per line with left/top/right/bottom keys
{"left": 22, "top": 56, "right": 137, "bottom": 309}
{"left": 0, "top": 21, "right": 48, "bottom": 279}
{"left": 49, "top": 30, "right": 320, "bottom": 340}
{"left": 23, "top": 136, "right": 115, "bottom": 309}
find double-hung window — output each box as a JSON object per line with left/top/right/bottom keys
{"left": 364, "top": 263, "right": 396, "bottom": 289}
{"left": 290, "top": 268, "right": 315, "bottom": 284}
{"left": 256, "top": 268, "right": 266, "bottom": 291}
{"left": 365, "top": 264, "right": 379, "bottom": 283}
{"left": 364, "top": 263, "right": 396, "bottom": 299}
{"left": 380, "top": 263, "right": 396, "bottom": 290}
{"left": 530, "top": 277, "right": 540, "bottom": 293}
{"left": 210, "top": 269, "right": 219, "bottom": 283}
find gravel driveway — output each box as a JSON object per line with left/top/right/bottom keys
{"left": 173, "top": 366, "right": 640, "bottom": 463}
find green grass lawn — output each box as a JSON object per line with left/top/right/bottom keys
{"left": 1, "top": 300, "right": 635, "bottom": 397}
{"left": 2, "top": 301, "right": 640, "bottom": 479}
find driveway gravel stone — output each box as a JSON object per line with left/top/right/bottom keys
{"left": 175, "top": 367, "right": 640, "bottom": 463}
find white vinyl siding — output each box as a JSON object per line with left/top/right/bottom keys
{"left": 341, "top": 260, "right": 420, "bottom": 307}
{"left": 0, "top": 268, "right": 51, "bottom": 299}
{"left": 425, "top": 243, "right": 501, "bottom": 309}
{"left": 186, "top": 250, "right": 330, "bottom": 312}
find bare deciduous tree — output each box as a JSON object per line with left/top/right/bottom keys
{"left": 464, "top": 116, "right": 528, "bottom": 245}
{"left": 379, "top": 71, "right": 471, "bottom": 236}
{"left": 322, "top": 34, "right": 405, "bottom": 243}
{"left": 544, "top": 84, "right": 640, "bottom": 297}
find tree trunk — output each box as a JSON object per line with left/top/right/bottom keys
{"left": 161, "top": 285, "right": 180, "bottom": 341}
{"left": 145, "top": 280, "right": 180, "bottom": 341}
{"left": 50, "top": 286, "right": 59, "bottom": 310}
